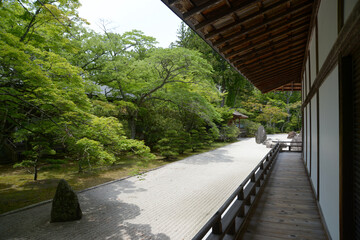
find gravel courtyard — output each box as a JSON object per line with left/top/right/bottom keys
{"left": 0, "top": 135, "right": 287, "bottom": 240}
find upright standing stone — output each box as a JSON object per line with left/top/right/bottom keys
{"left": 287, "top": 131, "right": 297, "bottom": 139}
{"left": 51, "top": 179, "right": 82, "bottom": 222}
{"left": 255, "top": 126, "right": 267, "bottom": 144}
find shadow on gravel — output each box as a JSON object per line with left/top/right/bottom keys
{"left": 181, "top": 149, "right": 235, "bottom": 165}
{"left": 0, "top": 180, "right": 170, "bottom": 240}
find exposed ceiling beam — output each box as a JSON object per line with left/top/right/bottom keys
{"left": 248, "top": 64, "right": 302, "bottom": 81}
{"left": 168, "top": 0, "right": 180, "bottom": 6}
{"left": 261, "top": 77, "right": 302, "bottom": 93}
{"left": 183, "top": 0, "right": 224, "bottom": 19}
{"left": 254, "top": 76, "right": 301, "bottom": 92}
{"left": 257, "top": 74, "right": 299, "bottom": 88}
{"left": 273, "top": 83, "right": 302, "bottom": 91}
{"left": 212, "top": 1, "right": 312, "bottom": 46}
{"left": 230, "top": 39, "right": 306, "bottom": 67}
{"left": 161, "top": 0, "right": 314, "bottom": 93}
{"left": 236, "top": 41, "right": 305, "bottom": 65}
{"left": 241, "top": 60, "right": 303, "bottom": 78}
{"left": 246, "top": 59, "right": 303, "bottom": 75}
{"left": 225, "top": 26, "right": 308, "bottom": 59}
{"left": 219, "top": 14, "right": 310, "bottom": 52}
{"left": 246, "top": 63, "right": 302, "bottom": 81}
{"left": 194, "top": 0, "right": 262, "bottom": 30}
{"left": 232, "top": 39, "right": 306, "bottom": 65}
{"left": 256, "top": 70, "right": 301, "bottom": 82}
{"left": 205, "top": 0, "right": 291, "bottom": 39}
{"left": 242, "top": 59, "right": 303, "bottom": 77}
{"left": 238, "top": 52, "right": 304, "bottom": 70}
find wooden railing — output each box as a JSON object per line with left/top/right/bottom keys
{"left": 193, "top": 143, "right": 281, "bottom": 240}
{"left": 277, "top": 141, "right": 303, "bottom": 152}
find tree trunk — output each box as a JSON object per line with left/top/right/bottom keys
{"left": 220, "top": 96, "right": 225, "bottom": 107}
{"left": 220, "top": 81, "right": 226, "bottom": 107}
{"left": 232, "top": 86, "right": 240, "bottom": 108}
{"left": 129, "top": 117, "right": 137, "bottom": 139}
{"left": 285, "top": 92, "right": 293, "bottom": 124}
{"left": 34, "top": 159, "right": 38, "bottom": 181}
{"left": 78, "top": 161, "right": 82, "bottom": 173}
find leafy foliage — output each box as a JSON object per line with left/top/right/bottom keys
{"left": 1, "top": 0, "right": 302, "bottom": 177}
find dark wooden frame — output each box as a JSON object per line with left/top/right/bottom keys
{"left": 300, "top": 1, "right": 360, "bottom": 239}
{"left": 339, "top": 55, "right": 354, "bottom": 240}
{"left": 316, "top": 90, "right": 320, "bottom": 201}
{"left": 309, "top": 100, "right": 312, "bottom": 176}
{"left": 301, "top": 0, "right": 360, "bottom": 109}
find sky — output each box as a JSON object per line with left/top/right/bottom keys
{"left": 78, "top": 0, "right": 183, "bottom": 48}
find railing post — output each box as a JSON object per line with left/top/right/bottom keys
{"left": 238, "top": 188, "right": 244, "bottom": 200}
{"left": 256, "top": 179, "right": 261, "bottom": 187}
{"left": 238, "top": 204, "right": 245, "bottom": 217}
{"left": 251, "top": 173, "right": 256, "bottom": 195}
{"left": 228, "top": 221, "right": 236, "bottom": 235}
{"left": 238, "top": 187, "right": 245, "bottom": 217}
{"left": 259, "top": 162, "right": 265, "bottom": 181}
{"left": 212, "top": 215, "right": 222, "bottom": 234}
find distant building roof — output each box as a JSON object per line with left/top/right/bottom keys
{"left": 233, "top": 111, "right": 248, "bottom": 119}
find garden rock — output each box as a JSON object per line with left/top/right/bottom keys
{"left": 255, "top": 126, "right": 267, "bottom": 144}
{"left": 262, "top": 138, "right": 272, "bottom": 148}
{"left": 291, "top": 133, "right": 303, "bottom": 151}
{"left": 51, "top": 179, "right": 82, "bottom": 222}
{"left": 287, "top": 131, "right": 297, "bottom": 139}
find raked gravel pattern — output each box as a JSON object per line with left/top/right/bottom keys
{"left": 0, "top": 135, "right": 287, "bottom": 240}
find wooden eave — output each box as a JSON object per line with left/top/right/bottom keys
{"left": 233, "top": 111, "right": 248, "bottom": 119}
{"left": 162, "top": 0, "right": 315, "bottom": 93}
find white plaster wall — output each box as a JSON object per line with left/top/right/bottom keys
{"left": 318, "top": 0, "right": 338, "bottom": 68}
{"left": 319, "top": 66, "right": 340, "bottom": 240}
{"left": 303, "top": 107, "right": 307, "bottom": 163}
{"left": 311, "top": 95, "right": 318, "bottom": 195}
{"left": 344, "top": 0, "right": 357, "bottom": 22}
{"left": 305, "top": 59, "right": 309, "bottom": 96}
{"left": 302, "top": 77, "right": 305, "bottom": 101}
{"left": 310, "top": 29, "right": 317, "bottom": 86}
{"left": 307, "top": 105, "right": 311, "bottom": 172}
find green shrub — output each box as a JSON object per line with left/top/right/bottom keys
{"left": 41, "top": 164, "right": 62, "bottom": 170}
{"left": 219, "top": 124, "right": 240, "bottom": 142}
{"left": 44, "top": 159, "right": 67, "bottom": 165}
{"left": 156, "top": 137, "right": 179, "bottom": 159}
{"left": 242, "top": 119, "right": 261, "bottom": 137}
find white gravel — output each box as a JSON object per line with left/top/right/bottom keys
{"left": 0, "top": 135, "right": 285, "bottom": 240}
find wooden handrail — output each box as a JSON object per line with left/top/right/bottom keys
{"left": 276, "top": 140, "right": 303, "bottom": 152}
{"left": 193, "top": 143, "right": 281, "bottom": 240}
{"left": 276, "top": 141, "right": 302, "bottom": 143}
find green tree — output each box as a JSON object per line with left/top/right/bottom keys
{"left": 173, "top": 23, "right": 253, "bottom": 108}
{"left": 1, "top": 1, "right": 155, "bottom": 176}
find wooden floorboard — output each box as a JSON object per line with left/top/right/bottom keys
{"left": 240, "top": 152, "right": 327, "bottom": 240}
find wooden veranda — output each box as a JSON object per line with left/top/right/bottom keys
{"left": 193, "top": 145, "right": 327, "bottom": 240}
{"left": 163, "top": 0, "right": 360, "bottom": 239}
{"left": 240, "top": 152, "right": 326, "bottom": 240}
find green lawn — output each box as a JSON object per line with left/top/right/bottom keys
{"left": 0, "top": 141, "right": 234, "bottom": 214}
